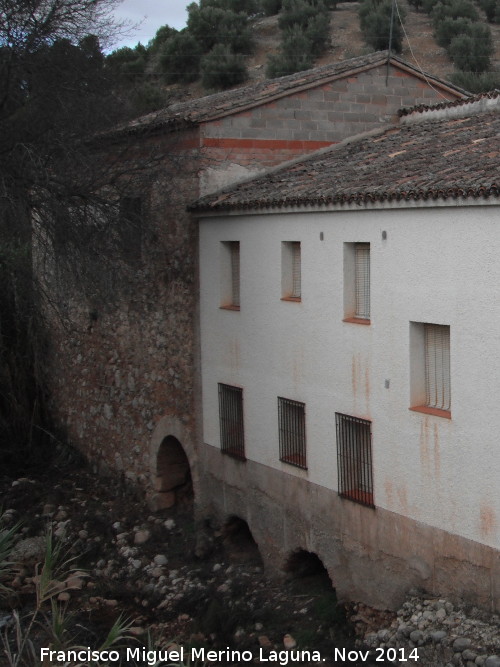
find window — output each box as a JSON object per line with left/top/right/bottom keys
{"left": 220, "top": 241, "right": 240, "bottom": 309}
{"left": 119, "top": 197, "right": 143, "bottom": 264}
{"left": 218, "top": 384, "right": 245, "bottom": 459}
{"left": 410, "top": 323, "right": 451, "bottom": 417}
{"left": 282, "top": 241, "right": 301, "bottom": 300}
{"left": 344, "top": 242, "right": 370, "bottom": 323}
{"left": 278, "top": 397, "right": 306, "bottom": 469}
{"left": 335, "top": 413, "right": 374, "bottom": 507}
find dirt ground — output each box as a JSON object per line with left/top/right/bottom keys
{"left": 0, "top": 460, "right": 395, "bottom": 666}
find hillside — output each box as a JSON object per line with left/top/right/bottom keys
{"left": 167, "top": 0, "right": 500, "bottom": 103}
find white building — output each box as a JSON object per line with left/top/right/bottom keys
{"left": 194, "top": 93, "right": 500, "bottom": 611}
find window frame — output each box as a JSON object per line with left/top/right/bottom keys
{"left": 218, "top": 383, "right": 245, "bottom": 460}
{"left": 220, "top": 241, "right": 240, "bottom": 310}
{"left": 410, "top": 322, "right": 451, "bottom": 419}
{"left": 281, "top": 241, "right": 301, "bottom": 302}
{"left": 343, "top": 242, "right": 371, "bottom": 324}
{"left": 278, "top": 397, "right": 307, "bottom": 469}
{"left": 335, "top": 413, "right": 374, "bottom": 507}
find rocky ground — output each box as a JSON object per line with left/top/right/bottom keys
{"left": 1, "top": 461, "right": 499, "bottom": 666}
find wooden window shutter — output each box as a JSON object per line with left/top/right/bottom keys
{"left": 425, "top": 324, "right": 450, "bottom": 411}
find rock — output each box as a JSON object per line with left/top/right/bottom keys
{"left": 453, "top": 638, "right": 472, "bottom": 652}
{"left": 128, "top": 627, "right": 145, "bottom": 636}
{"left": 409, "top": 630, "right": 423, "bottom": 643}
{"left": 57, "top": 592, "right": 71, "bottom": 602}
{"left": 431, "top": 630, "right": 448, "bottom": 643}
{"left": 259, "top": 636, "right": 272, "bottom": 648}
{"left": 134, "top": 530, "right": 150, "bottom": 545}
{"left": 485, "top": 658, "right": 500, "bottom": 667}
{"left": 10, "top": 537, "right": 45, "bottom": 565}
{"left": 283, "top": 634, "right": 296, "bottom": 649}
{"left": 153, "top": 555, "right": 168, "bottom": 567}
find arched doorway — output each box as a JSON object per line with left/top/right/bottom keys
{"left": 154, "top": 435, "right": 193, "bottom": 509}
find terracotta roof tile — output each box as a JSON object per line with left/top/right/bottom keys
{"left": 122, "top": 52, "right": 466, "bottom": 134}
{"left": 191, "top": 110, "right": 500, "bottom": 212}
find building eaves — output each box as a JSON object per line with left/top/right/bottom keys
{"left": 190, "top": 111, "right": 500, "bottom": 213}
{"left": 400, "top": 89, "right": 500, "bottom": 118}
{"left": 117, "top": 52, "right": 466, "bottom": 137}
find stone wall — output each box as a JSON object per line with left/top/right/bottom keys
{"left": 199, "top": 445, "right": 500, "bottom": 614}
{"left": 46, "top": 128, "right": 203, "bottom": 497}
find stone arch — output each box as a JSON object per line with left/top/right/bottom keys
{"left": 221, "top": 515, "right": 263, "bottom": 566}
{"left": 149, "top": 415, "right": 197, "bottom": 511}
{"left": 284, "top": 548, "right": 335, "bottom": 589}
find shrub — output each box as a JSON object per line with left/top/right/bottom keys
{"left": 306, "top": 12, "right": 331, "bottom": 55}
{"left": 266, "top": 26, "right": 314, "bottom": 76}
{"left": 434, "top": 16, "right": 473, "bottom": 47}
{"left": 450, "top": 69, "right": 500, "bottom": 92}
{"left": 449, "top": 23, "right": 494, "bottom": 72}
{"left": 431, "top": 0, "right": 479, "bottom": 26}
{"left": 200, "top": 0, "right": 259, "bottom": 13}
{"left": 478, "top": 0, "right": 500, "bottom": 22}
{"left": 200, "top": 44, "right": 248, "bottom": 89}
{"left": 260, "top": 0, "right": 283, "bottom": 14}
{"left": 160, "top": 31, "right": 202, "bottom": 83}
{"left": 278, "top": 0, "right": 321, "bottom": 30}
{"left": 359, "top": 0, "right": 405, "bottom": 52}
{"left": 147, "top": 25, "right": 178, "bottom": 53}
{"left": 187, "top": 3, "right": 254, "bottom": 53}
{"left": 105, "top": 45, "right": 147, "bottom": 82}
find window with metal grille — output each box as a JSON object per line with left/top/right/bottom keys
{"left": 336, "top": 413, "right": 374, "bottom": 507}
{"left": 220, "top": 241, "right": 240, "bottom": 309}
{"left": 282, "top": 241, "right": 301, "bottom": 300}
{"left": 218, "top": 384, "right": 245, "bottom": 460}
{"left": 354, "top": 243, "right": 370, "bottom": 319}
{"left": 425, "top": 324, "right": 450, "bottom": 411}
{"left": 278, "top": 397, "right": 306, "bottom": 469}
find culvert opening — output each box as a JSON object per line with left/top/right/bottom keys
{"left": 284, "top": 550, "right": 347, "bottom": 630}
{"left": 284, "top": 549, "right": 334, "bottom": 590}
{"left": 221, "top": 516, "right": 263, "bottom": 566}
{"left": 154, "top": 435, "right": 193, "bottom": 509}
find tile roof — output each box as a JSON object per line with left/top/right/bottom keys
{"left": 190, "top": 109, "right": 500, "bottom": 212}
{"left": 400, "top": 89, "right": 500, "bottom": 117}
{"left": 121, "top": 52, "right": 466, "bottom": 135}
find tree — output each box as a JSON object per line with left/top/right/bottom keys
{"left": 160, "top": 31, "right": 203, "bottom": 83}
{"left": 187, "top": 2, "right": 254, "bottom": 54}
{"left": 359, "top": 0, "right": 405, "bottom": 52}
{"left": 0, "top": 0, "right": 140, "bottom": 466}
{"left": 266, "top": 27, "right": 314, "bottom": 77}
{"left": 201, "top": 44, "right": 248, "bottom": 89}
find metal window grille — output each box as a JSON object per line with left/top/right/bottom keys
{"left": 291, "top": 242, "right": 301, "bottom": 298}
{"left": 355, "top": 243, "right": 370, "bottom": 319}
{"left": 230, "top": 242, "right": 240, "bottom": 307}
{"left": 278, "top": 397, "right": 306, "bottom": 469}
{"left": 336, "top": 413, "right": 374, "bottom": 507}
{"left": 424, "top": 324, "right": 450, "bottom": 411}
{"left": 218, "top": 384, "right": 245, "bottom": 460}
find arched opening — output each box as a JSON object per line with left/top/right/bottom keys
{"left": 284, "top": 549, "right": 346, "bottom": 633}
{"left": 221, "top": 516, "right": 263, "bottom": 566}
{"left": 284, "top": 549, "right": 336, "bottom": 594}
{"left": 154, "top": 435, "right": 193, "bottom": 509}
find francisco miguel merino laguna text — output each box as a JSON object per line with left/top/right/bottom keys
{"left": 40, "top": 646, "right": 324, "bottom": 665}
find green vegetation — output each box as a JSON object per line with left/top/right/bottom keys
{"left": 359, "top": 0, "right": 405, "bottom": 52}
{"left": 266, "top": 0, "right": 332, "bottom": 78}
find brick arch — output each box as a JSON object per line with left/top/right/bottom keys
{"left": 149, "top": 415, "right": 198, "bottom": 511}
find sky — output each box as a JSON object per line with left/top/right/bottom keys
{"left": 112, "top": 0, "right": 189, "bottom": 50}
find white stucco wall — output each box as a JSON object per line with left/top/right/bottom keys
{"left": 199, "top": 203, "right": 500, "bottom": 552}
